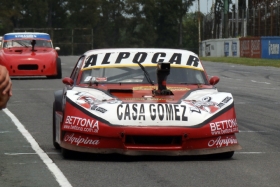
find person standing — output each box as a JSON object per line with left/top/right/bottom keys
{"left": 0, "top": 65, "right": 12, "bottom": 109}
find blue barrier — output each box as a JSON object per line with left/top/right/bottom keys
{"left": 261, "top": 36, "right": 280, "bottom": 59}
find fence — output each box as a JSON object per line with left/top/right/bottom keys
{"left": 200, "top": 37, "right": 280, "bottom": 59}
{"left": 202, "top": 4, "right": 280, "bottom": 41}
{"left": 13, "top": 28, "right": 94, "bottom": 55}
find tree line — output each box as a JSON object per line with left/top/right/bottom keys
{"left": 0, "top": 0, "right": 199, "bottom": 53}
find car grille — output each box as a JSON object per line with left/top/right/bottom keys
{"left": 125, "top": 135, "right": 182, "bottom": 146}
{"left": 18, "top": 64, "right": 38, "bottom": 70}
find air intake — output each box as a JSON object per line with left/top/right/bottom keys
{"left": 18, "top": 64, "right": 38, "bottom": 70}
{"left": 125, "top": 135, "right": 182, "bottom": 146}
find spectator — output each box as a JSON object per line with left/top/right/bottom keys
{"left": 0, "top": 65, "right": 12, "bottom": 109}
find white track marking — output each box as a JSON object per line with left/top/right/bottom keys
{"left": 5, "top": 152, "right": 60, "bottom": 155}
{"left": 239, "top": 130, "right": 268, "bottom": 133}
{"left": 236, "top": 152, "right": 265, "bottom": 154}
{"left": 12, "top": 88, "right": 57, "bottom": 91}
{"left": 251, "top": 80, "right": 270, "bottom": 84}
{"left": 3, "top": 108, "right": 72, "bottom": 187}
{"left": 236, "top": 152, "right": 280, "bottom": 154}
{"left": 0, "top": 131, "right": 10, "bottom": 133}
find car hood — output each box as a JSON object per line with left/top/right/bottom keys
{"left": 65, "top": 86, "right": 234, "bottom": 127}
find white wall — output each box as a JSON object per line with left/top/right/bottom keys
{"left": 200, "top": 38, "right": 240, "bottom": 57}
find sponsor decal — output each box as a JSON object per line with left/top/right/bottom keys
{"left": 217, "top": 96, "right": 232, "bottom": 108}
{"left": 184, "top": 96, "right": 231, "bottom": 114}
{"left": 240, "top": 40, "right": 250, "bottom": 56}
{"left": 84, "top": 76, "right": 107, "bottom": 82}
{"left": 90, "top": 105, "right": 107, "bottom": 113}
{"left": 83, "top": 52, "right": 200, "bottom": 68}
{"left": 117, "top": 103, "right": 188, "bottom": 121}
{"left": 210, "top": 119, "right": 238, "bottom": 135}
{"left": 64, "top": 115, "right": 99, "bottom": 133}
{"left": 224, "top": 42, "right": 229, "bottom": 56}
{"left": 250, "top": 39, "right": 260, "bottom": 56}
{"left": 268, "top": 41, "right": 279, "bottom": 55}
{"left": 205, "top": 44, "right": 211, "bottom": 56}
{"left": 208, "top": 136, "right": 238, "bottom": 147}
{"left": 4, "top": 34, "right": 50, "bottom": 40}
{"left": 64, "top": 133, "right": 100, "bottom": 146}
{"left": 84, "top": 76, "right": 93, "bottom": 82}
{"left": 232, "top": 42, "right": 237, "bottom": 56}
{"left": 123, "top": 97, "right": 173, "bottom": 101}
{"left": 75, "top": 92, "right": 118, "bottom": 113}
{"left": 202, "top": 96, "right": 211, "bottom": 102}
{"left": 184, "top": 98, "right": 219, "bottom": 114}
{"left": 133, "top": 86, "right": 189, "bottom": 91}
{"left": 15, "top": 34, "right": 37, "bottom": 38}
{"left": 124, "top": 97, "right": 174, "bottom": 101}
{"left": 96, "top": 77, "right": 107, "bottom": 82}
{"left": 76, "top": 95, "right": 108, "bottom": 113}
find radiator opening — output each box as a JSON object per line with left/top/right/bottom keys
{"left": 18, "top": 64, "right": 38, "bottom": 70}
{"left": 125, "top": 135, "right": 182, "bottom": 146}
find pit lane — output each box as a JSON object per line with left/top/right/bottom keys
{"left": 1, "top": 56, "right": 280, "bottom": 187}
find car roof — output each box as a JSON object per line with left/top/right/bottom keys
{"left": 3, "top": 32, "right": 51, "bottom": 40}
{"left": 81, "top": 48, "right": 204, "bottom": 71}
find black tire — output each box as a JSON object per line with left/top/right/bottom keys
{"left": 61, "top": 148, "right": 75, "bottom": 159}
{"left": 53, "top": 102, "right": 61, "bottom": 150}
{"left": 209, "top": 151, "right": 234, "bottom": 159}
{"left": 55, "top": 58, "right": 62, "bottom": 79}
{"left": 47, "top": 58, "right": 62, "bottom": 79}
{"left": 219, "top": 151, "right": 234, "bottom": 159}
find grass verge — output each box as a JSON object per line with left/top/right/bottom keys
{"left": 200, "top": 57, "right": 280, "bottom": 68}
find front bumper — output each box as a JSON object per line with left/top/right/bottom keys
{"left": 60, "top": 132, "right": 241, "bottom": 156}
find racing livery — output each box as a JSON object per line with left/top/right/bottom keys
{"left": 53, "top": 48, "right": 241, "bottom": 159}
{"left": 0, "top": 32, "right": 62, "bottom": 78}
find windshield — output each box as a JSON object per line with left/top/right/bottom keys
{"left": 79, "top": 66, "right": 208, "bottom": 85}
{"left": 3, "top": 40, "right": 53, "bottom": 48}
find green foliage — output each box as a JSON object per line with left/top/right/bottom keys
{"left": 182, "top": 12, "right": 198, "bottom": 54}
{"left": 0, "top": 0, "right": 198, "bottom": 54}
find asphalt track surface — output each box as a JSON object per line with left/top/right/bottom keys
{"left": 1, "top": 56, "right": 280, "bottom": 187}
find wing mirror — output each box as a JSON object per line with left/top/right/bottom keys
{"left": 209, "top": 76, "right": 220, "bottom": 85}
{"left": 55, "top": 47, "right": 60, "bottom": 51}
{"left": 62, "top": 77, "right": 74, "bottom": 86}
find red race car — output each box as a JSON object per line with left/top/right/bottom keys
{"left": 0, "top": 32, "right": 62, "bottom": 78}
{"left": 53, "top": 48, "right": 241, "bottom": 159}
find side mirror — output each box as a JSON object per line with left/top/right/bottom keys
{"left": 55, "top": 47, "right": 60, "bottom": 51}
{"left": 209, "top": 76, "right": 220, "bottom": 85}
{"left": 62, "top": 77, "right": 74, "bottom": 86}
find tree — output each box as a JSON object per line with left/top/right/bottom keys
{"left": 0, "top": 1, "right": 26, "bottom": 33}
{"left": 183, "top": 12, "right": 198, "bottom": 53}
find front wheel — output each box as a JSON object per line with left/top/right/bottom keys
{"left": 219, "top": 151, "right": 234, "bottom": 159}
{"left": 210, "top": 151, "right": 235, "bottom": 159}
{"left": 47, "top": 58, "right": 62, "bottom": 79}
{"left": 55, "top": 58, "right": 62, "bottom": 79}
{"left": 61, "top": 148, "right": 76, "bottom": 159}
{"left": 53, "top": 102, "right": 61, "bottom": 150}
